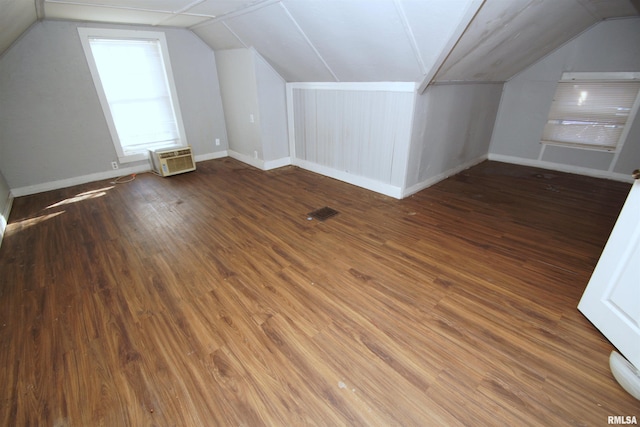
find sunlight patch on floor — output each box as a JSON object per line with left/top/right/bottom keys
{"left": 46, "top": 186, "right": 114, "bottom": 209}
{"left": 5, "top": 210, "right": 66, "bottom": 235}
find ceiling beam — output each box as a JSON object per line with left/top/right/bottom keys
{"left": 417, "top": 0, "right": 485, "bottom": 94}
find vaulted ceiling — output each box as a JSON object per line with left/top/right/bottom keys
{"left": 1, "top": 0, "right": 639, "bottom": 87}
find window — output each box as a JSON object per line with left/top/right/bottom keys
{"left": 542, "top": 72, "right": 640, "bottom": 152}
{"left": 78, "top": 28, "right": 187, "bottom": 163}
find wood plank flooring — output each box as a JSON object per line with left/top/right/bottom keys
{"left": 0, "top": 159, "right": 637, "bottom": 426}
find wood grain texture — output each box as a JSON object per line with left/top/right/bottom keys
{"left": 0, "top": 159, "right": 637, "bottom": 426}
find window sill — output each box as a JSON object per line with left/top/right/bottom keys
{"left": 118, "top": 152, "right": 150, "bottom": 164}
{"left": 541, "top": 140, "right": 617, "bottom": 153}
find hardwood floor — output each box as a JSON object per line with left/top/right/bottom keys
{"left": 0, "top": 159, "right": 637, "bottom": 426}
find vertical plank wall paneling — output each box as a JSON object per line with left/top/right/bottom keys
{"left": 288, "top": 83, "right": 416, "bottom": 198}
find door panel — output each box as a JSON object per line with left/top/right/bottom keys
{"left": 578, "top": 180, "right": 640, "bottom": 369}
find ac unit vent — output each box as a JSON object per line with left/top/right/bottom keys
{"left": 159, "top": 151, "right": 177, "bottom": 159}
{"left": 149, "top": 145, "right": 196, "bottom": 177}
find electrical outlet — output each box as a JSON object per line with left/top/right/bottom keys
{"left": 249, "top": 114, "right": 255, "bottom": 123}
{"left": 111, "top": 161, "right": 119, "bottom": 170}
{"left": 215, "top": 138, "right": 220, "bottom": 146}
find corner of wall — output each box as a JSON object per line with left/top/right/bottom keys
{"left": 194, "top": 151, "right": 229, "bottom": 163}
{"left": 228, "top": 150, "right": 291, "bottom": 171}
{"left": 406, "top": 83, "right": 503, "bottom": 192}
{"left": 403, "top": 154, "right": 488, "bottom": 198}
{"left": 488, "top": 18, "right": 640, "bottom": 180}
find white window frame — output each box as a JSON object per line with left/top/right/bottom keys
{"left": 541, "top": 72, "right": 640, "bottom": 155}
{"left": 78, "top": 27, "right": 188, "bottom": 163}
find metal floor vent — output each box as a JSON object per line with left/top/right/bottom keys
{"left": 307, "top": 206, "right": 339, "bottom": 221}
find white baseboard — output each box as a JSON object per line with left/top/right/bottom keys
{"left": 228, "top": 150, "right": 291, "bottom": 171}
{"left": 230, "top": 151, "right": 402, "bottom": 198}
{"left": 264, "top": 156, "right": 292, "bottom": 170}
{"left": 488, "top": 154, "right": 634, "bottom": 183}
{"left": 402, "top": 155, "right": 488, "bottom": 198}
{"left": 0, "top": 192, "right": 14, "bottom": 249}
{"left": 10, "top": 151, "right": 231, "bottom": 197}
{"left": 293, "top": 159, "right": 403, "bottom": 199}
{"left": 11, "top": 164, "right": 152, "bottom": 197}
{"left": 228, "top": 150, "right": 263, "bottom": 170}
{"left": 195, "top": 150, "right": 228, "bottom": 162}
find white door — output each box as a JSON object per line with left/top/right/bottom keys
{"left": 578, "top": 179, "right": 640, "bottom": 369}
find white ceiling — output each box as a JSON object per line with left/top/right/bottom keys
{"left": 0, "top": 0, "right": 639, "bottom": 84}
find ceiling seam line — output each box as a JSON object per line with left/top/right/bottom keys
{"left": 189, "top": 0, "right": 280, "bottom": 30}
{"left": 153, "top": 0, "right": 209, "bottom": 26}
{"left": 223, "top": 22, "right": 248, "bottom": 49}
{"left": 392, "top": 0, "right": 426, "bottom": 76}
{"left": 278, "top": 2, "right": 339, "bottom": 82}
{"left": 417, "top": 0, "right": 486, "bottom": 94}
{"left": 574, "top": 0, "right": 603, "bottom": 21}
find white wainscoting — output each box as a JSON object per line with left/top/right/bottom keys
{"left": 287, "top": 82, "right": 416, "bottom": 199}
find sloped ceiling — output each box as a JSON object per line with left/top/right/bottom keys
{"left": 430, "top": 0, "right": 640, "bottom": 83}
{"left": 195, "top": 0, "right": 478, "bottom": 82}
{"left": 0, "top": 0, "right": 39, "bottom": 55}
{"left": 0, "top": 0, "right": 638, "bottom": 85}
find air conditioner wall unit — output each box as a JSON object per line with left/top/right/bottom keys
{"left": 149, "top": 145, "right": 196, "bottom": 177}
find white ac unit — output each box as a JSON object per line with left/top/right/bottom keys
{"left": 149, "top": 145, "right": 196, "bottom": 177}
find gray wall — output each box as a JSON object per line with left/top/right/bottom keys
{"left": 255, "top": 52, "right": 289, "bottom": 163}
{"left": 215, "top": 49, "right": 263, "bottom": 160}
{"left": 489, "top": 18, "right": 640, "bottom": 179}
{"left": 215, "top": 48, "right": 289, "bottom": 167}
{"left": 0, "top": 20, "right": 228, "bottom": 193}
{"left": 405, "top": 82, "right": 503, "bottom": 194}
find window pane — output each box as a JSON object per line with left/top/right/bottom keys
{"left": 543, "top": 122, "right": 622, "bottom": 148}
{"left": 88, "top": 38, "right": 179, "bottom": 150}
{"left": 542, "top": 81, "right": 640, "bottom": 149}
{"left": 110, "top": 99, "right": 178, "bottom": 148}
